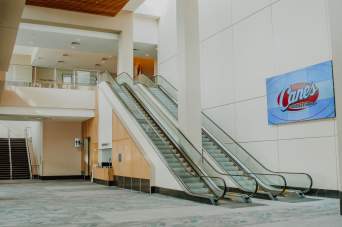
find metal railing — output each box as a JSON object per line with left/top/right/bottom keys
{"left": 0, "top": 124, "right": 36, "bottom": 180}
{"left": 100, "top": 72, "right": 226, "bottom": 204}
{"left": 133, "top": 73, "right": 313, "bottom": 196}
{"left": 25, "top": 127, "right": 33, "bottom": 179}
{"left": 4, "top": 64, "right": 99, "bottom": 90}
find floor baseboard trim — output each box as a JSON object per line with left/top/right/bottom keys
{"left": 340, "top": 191, "right": 342, "bottom": 215}
{"left": 305, "top": 188, "right": 339, "bottom": 199}
{"left": 39, "top": 175, "right": 83, "bottom": 180}
{"left": 114, "top": 175, "right": 151, "bottom": 193}
{"left": 93, "top": 178, "right": 115, "bottom": 186}
{"left": 151, "top": 186, "right": 213, "bottom": 205}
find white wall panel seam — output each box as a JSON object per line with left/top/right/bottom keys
{"left": 200, "top": 0, "right": 281, "bottom": 43}
{"left": 202, "top": 95, "right": 266, "bottom": 111}
{"left": 235, "top": 135, "right": 336, "bottom": 144}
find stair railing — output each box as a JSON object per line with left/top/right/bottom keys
{"left": 24, "top": 127, "right": 33, "bottom": 179}
{"left": 7, "top": 128, "right": 13, "bottom": 180}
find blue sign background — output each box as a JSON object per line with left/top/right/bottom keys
{"left": 266, "top": 61, "right": 336, "bottom": 125}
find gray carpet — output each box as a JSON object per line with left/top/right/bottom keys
{"left": 0, "top": 180, "right": 340, "bottom": 227}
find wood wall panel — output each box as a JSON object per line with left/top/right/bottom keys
{"left": 112, "top": 112, "right": 150, "bottom": 180}
{"left": 26, "top": 0, "right": 129, "bottom": 17}
{"left": 81, "top": 90, "right": 98, "bottom": 174}
{"left": 93, "top": 167, "right": 113, "bottom": 181}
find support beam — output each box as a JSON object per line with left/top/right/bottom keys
{"left": 117, "top": 13, "right": 134, "bottom": 76}
{"left": 176, "top": 0, "right": 202, "bottom": 150}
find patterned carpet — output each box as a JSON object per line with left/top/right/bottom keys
{"left": 0, "top": 180, "right": 340, "bottom": 226}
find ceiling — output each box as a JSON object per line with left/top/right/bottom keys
{"left": 32, "top": 48, "right": 117, "bottom": 72}
{"left": 26, "top": 0, "right": 129, "bottom": 17}
{"left": 16, "top": 23, "right": 118, "bottom": 54}
{"left": 13, "top": 23, "right": 156, "bottom": 73}
{"left": 14, "top": 23, "right": 118, "bottom": 73}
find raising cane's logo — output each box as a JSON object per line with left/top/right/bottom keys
{"left": 277, "top": 82, "right": 319, "bottom": 112}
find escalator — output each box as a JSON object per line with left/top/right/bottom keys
{"left": 133, "top": 74, "right": 313, "bottom": 200}
{"left": 104, "top": 76, "right": 227, "bottom": 205}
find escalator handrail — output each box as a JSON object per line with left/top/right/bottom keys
{"left": 133, "top": 74, "right": 287, "bottom": 196}
{"left": 133, "top": 79, "right": 262, "bottom": 198}
{"left": 201, "top": 111, "right": 313, "bottom": 194}
{"left": 133, "top": 73, "right": 311, "bottom": 195}
{"left": 118, "top": 72, "right": 312, "bottom": 195}
{"left": 105, "top": 79, "right": 224, "bottom": 202}
{"left": 155, "top": 74, "right": 178, "bottom": 91}
{"left": 132, "top": 73, "right": 288, "bottom": 197}
{"left": 199, "top": 147, "right": 259, "bottom": 197}
{"left": 203, "top": 129, "right": 289, "bottom": 197}
{"left": 121, "top": 82, "right": 226, "bottom": 201}
{"left": 201, "top": 146, "right": 288, "bottom": 197}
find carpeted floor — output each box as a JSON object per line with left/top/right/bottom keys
{"left": 0, "top": 180, "right": 340, "bottom": 226}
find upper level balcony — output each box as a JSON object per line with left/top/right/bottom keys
{"left": 0, "top": 64, "right": 98, "bottom": 120}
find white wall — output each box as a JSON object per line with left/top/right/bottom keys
{"left": 6, "top": 54, "right": 32, "bottom": 82}
{"left": 157, "top": 0, "right": 338, "bottom": 190}
{"left": 97, "top": 89, "right": 112, "bottom": 151}
{"left": 157, "top": 0, "right": 179, "bottom": 88}
{"left": 133, "top": 15, "right": 158, "bottom": 44}
{"left": 327, "top": 0, "right": 342, "bottom": 202}
{"left": 198, "top": 0, "right": 337, "bottom": 190}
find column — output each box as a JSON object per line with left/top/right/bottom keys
{"left": 176, "top": 0, "right": 202, "bottom": 149}
{"left": 327, "top": 0, "right": 342, "bottom": 215}
{"left": 0, "top": 71, "right": 5, "bottom": 81}
{"left": 117, "top": 13, "right": 134, "bottom": 76}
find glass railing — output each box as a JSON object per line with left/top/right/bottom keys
{"left": 100, "top": 72, "right": 227, "bottom": 204}
{"left": 116, "top": 73, "right": 262, "bottom": 200}
{"left": 137, "top": 74, "right": 178, "bottom": 102}
{"left": 201, "top": 112, "right": 312, "bottom": 194}
{"left": 3, "top": 64, "right": 98, "bottom": 90}
{"left": 155, "top": 75, "right": 178, "bottom": 102}
{"left": 133, "top": 73, "right": 313, "bottom": 196}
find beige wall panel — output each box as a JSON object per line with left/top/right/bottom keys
{"left": 112, "top": 112, "right": 150, "bottom": 180}
{"left": 43, "top": 120, "right": 82, "bottom": 176}
{"left": 93, "top": 167, "right": 113, "bottom": 181}
{"left": 112, "top": 111, "right": 129, "bottom": 141}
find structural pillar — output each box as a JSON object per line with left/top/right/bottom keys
{"left": 176, "top": 0, "right": 202, "bottom": 149}
{"left": 0, "top": 71, "right": 5, "bottom": 81}
{"left": 327, "top": 0, "right": 342, "bottom": 215}
{"left": 117, "top": 13, "right": 134, "bottom": 76}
